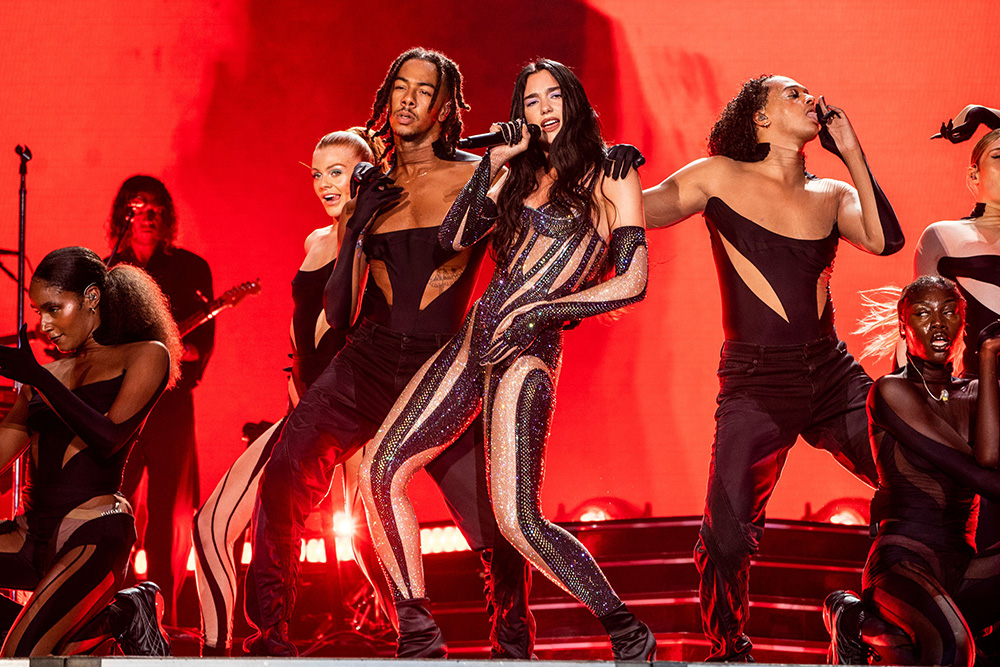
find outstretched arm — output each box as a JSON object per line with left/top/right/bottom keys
{"left": 324, "top": 164, "right": 402, "bottom": 329}
{"left": 642, "top": 157, "right": 713, "bottom": 230}
{"left": 0, "top": 331, "right": 169, "bottom": 459}
{"left": 870, "top": 376, "right": 1000, "bottom": 501}
{"left": 816, "top": 97, "right": 904, "bottom": 256}
{"left": 932, "top": 105, "right": 1000, "bottom": 143}
{"left": 485, "top": 170, "right": 648, "bottom": 364}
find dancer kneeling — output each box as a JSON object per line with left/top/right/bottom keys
{"left": 359, "top": 59, "right": 653, "bottom": 660}
{"left": 825, "top": 276, "right": 1000, "bottom": 666}
{"left": 0, "top": 247, "right": 180, "bottom": 655}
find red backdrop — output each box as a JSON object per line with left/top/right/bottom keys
{"left": 1, "top": 0, "right": 998, "bottom": 523}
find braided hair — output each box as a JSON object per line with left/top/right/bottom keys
{"left": 365, "top": 47, "right": 470, "bottom": 169}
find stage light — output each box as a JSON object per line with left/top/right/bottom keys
{"left": 187, "top": 546, "right": 196, "bottom": 571}
{"left": 804, "top": 498, "right": 870, "bottom": 526}
{"left": 420, "top": 526, "right": 470, "bottom": 554}
{"left": 241, "top": 541, "right": 252, "bottom": 565}
{"left": 133, "top": 549, "right": 148, "bottom": 577}
{"left": 304, "top": 538, "right": 327, "bottom": 563}
{"left": 332, "top": 510, "right": 355, "bottom": 537}
{"left": 557, "top": 496, "right": 653, "bottom": 522}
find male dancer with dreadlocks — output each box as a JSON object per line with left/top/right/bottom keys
{"left": 244, "top": 48, "right": 534, "bottom": 658}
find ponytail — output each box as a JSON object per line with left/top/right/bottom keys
{"left": 94, "top": 265, "right": 182, "bottom": 388}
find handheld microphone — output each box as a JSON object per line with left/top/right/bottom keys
{"left": 458, "top": 124, "right": 541, "bottom": 150}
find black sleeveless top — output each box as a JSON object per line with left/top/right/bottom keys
{"left": 360, "top": 225, "right": 487, "bottom": 336}
{"left": 24, "top": 375, "right": 132, "bottom": 539}
{"left": 291, "top": 260, "right": 346, "bottom": 388}
{"left": 704, "top": 197, "right": 839, "bottom": 345}
{"left": 937, "top": 255, "right": 1000, "bottom": 378}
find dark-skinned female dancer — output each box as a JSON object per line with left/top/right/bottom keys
{"left": 824, "top": 276, "right": 1000, "bottom": 667}
{"left": 640, "top": 75, "right": 904, "bottom": 661}
{"left": 192, "top": 130, "right": 400, "bottom": 655}
{"left": 359, "top": 58, "right": 654, "bottom": 661}
{"left": 0, "top": 246, "right": 179, "bottom": 655}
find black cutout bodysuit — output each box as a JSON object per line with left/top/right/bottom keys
{"left": 361, "top": 226, "right": 487, "bottom": 335}
{"left": 704, "top": 197, "right": 838, "bottom": 345}
{"left": 695, "top": 196, "right": 878, "bottom": 661}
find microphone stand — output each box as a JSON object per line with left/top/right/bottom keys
{"left": 12, "top": 145, "right": 31, "bottom": 516}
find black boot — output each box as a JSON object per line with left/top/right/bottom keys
{"left": 599, "top": 603, "right": 656, "bottom": 662}
{"left": 823, "top": 590, "right": 869, "bottom": 664}
{"left": 396, "top": 597, "right": 447, "bottom": 658}
{"left": 114, "top": 582, "right": 172, "bottom": 656}
{"left": 482, "top": 543, "right": 535, "bottom": 658}
{"left": 242, "top": 621, "right": 297, "bottom": 657}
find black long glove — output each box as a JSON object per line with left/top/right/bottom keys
{"left": 0, "top": 326, "right": 164, "bottom": 458}
{"left": 324, "top": 162, "right": 402, "bottom": 329}
{"left": 817, "top": 112, "right": 904, "bottom": 256}
{"left": 932, "top": 106, "right": 1000, "bottom": 143}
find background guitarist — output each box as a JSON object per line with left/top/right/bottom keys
{"left": 106, "top": 174, "right": 214, "bottom": 625}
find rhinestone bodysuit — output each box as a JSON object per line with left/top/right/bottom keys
{"left": 359, "top": 156, "right": 647, "bottom": 616}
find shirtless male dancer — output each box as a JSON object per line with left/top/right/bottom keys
{"left": 245, "top": 48, "right": 533, "bottom": 657}
{"left": 641, "top": 75, "right": 904, "bottom": 661}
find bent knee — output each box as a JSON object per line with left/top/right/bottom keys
{"left": 494, "top": 506, "right": 537, "bottom": 553}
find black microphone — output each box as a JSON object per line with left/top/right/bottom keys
{"left": 458, "top": 124, "right": 541, "bottom": 150}
{"left": 0, "top": 249, "right": 19, "bottom": 256}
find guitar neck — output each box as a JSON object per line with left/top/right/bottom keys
{"left": 178, "top": 304, "right": 223, "bottom": 338}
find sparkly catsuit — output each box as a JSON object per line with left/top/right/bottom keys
{"left": 360, "top": 156, "right": 648, "bottom": 617}
{"left": 863, "top": 372, "right": 1000, "bottom": 666}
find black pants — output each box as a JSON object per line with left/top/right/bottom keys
{"left": 247, "top": 319, "right": 532, "bottom": 656}
{"left": 695, "top": 335, "right": 877, "bottom": 660}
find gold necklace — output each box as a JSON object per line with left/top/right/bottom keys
{"left": 910, "top": 362, "right": 949, "bottom": 402}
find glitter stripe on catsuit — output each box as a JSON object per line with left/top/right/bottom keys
{"left": 487, "top": 339, "right": 623, "bottom": 616}
{"left": 364, "top": 166, "right": 647, "bottom": 609}
{"left": 362, "top": 318, "right": 484, "bottom": 599}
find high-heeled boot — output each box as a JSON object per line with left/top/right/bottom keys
{"left": 599, "top": 603, "right": 656, "bottom": 661}
{"left": 395, "top": 597, "right": 447, "bottom": 658}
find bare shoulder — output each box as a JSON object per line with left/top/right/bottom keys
{"left": 598, "top": 167, "right": 642, "bottom": 200}
{"left": 441, "top": 157, "right": 480, "bottom": 180}
{"left": 123, "top": 340, "right": 170, "bottom": 366}
{"left": 872, "top": 374, "right": 921, "bottom": 409}
{"left": 304, "top": 225, "right": 335, "bottom": 252}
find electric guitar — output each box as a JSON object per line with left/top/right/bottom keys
{"left": 178, "top": 280, "right": 261, "bottom": 337}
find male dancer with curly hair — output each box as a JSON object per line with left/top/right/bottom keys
{"left": 641, "top": 75, "right": 904, "bottom": 661}
{"left": 244, "top": 48, "right": 533, "bottom": 658}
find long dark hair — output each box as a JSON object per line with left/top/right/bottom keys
{"left": 33, "top": 246, "right": 182, "bottom": 387}
{"left": 493, "top": 59, "right": 605, "bottom": 262}
{"left": 107, "top": 175, "right": 178, "bottom": 249}
{"left": 365, "top": 47, "right": 469, "bottom": 169}
{"left": 708, "top": 75, "right": 772, "bottom": 162}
